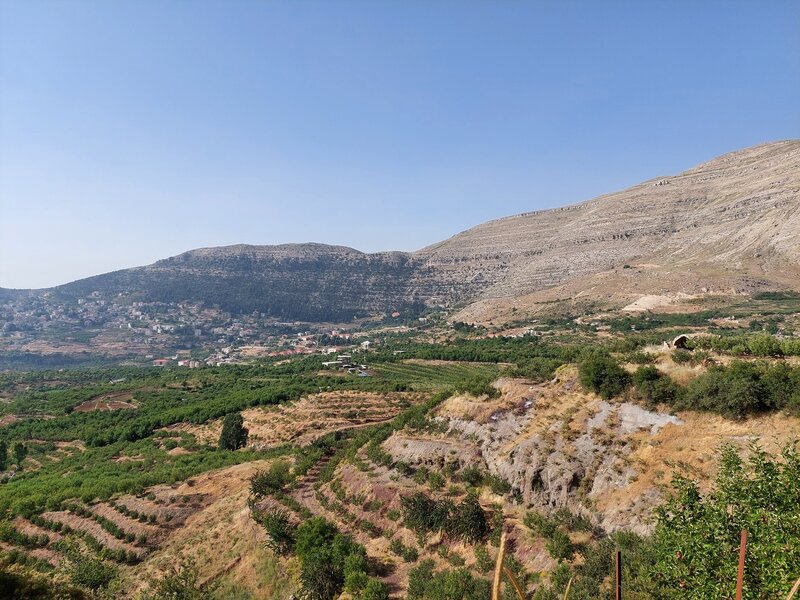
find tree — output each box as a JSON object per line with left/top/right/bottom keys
{"left": 652, "top": 442, "right": 800, "bottom": 599}
{"left": 254, "top": 507, "right": 295, "bottom": 555}
{"left": 12, "top": 443, "right": 27, "bottom": 469}
{"left": 747, "top": 334, "right": 783, "bottom": 357}
{"left": 295, "top": 517, "right": 367, "bottom": 600}
{"left": 451, "top": 494, "right": 488, "bottom": 543}
{"left": 0, "top": 440, "right": 7, "bottom": 471}
{"left": 343, "top": 552, "right": 369, "bottom": 595}
{"left": 218, "top": 413, "right": 248, "bottom": 450}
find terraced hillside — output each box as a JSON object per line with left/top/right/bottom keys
{"left": 2, "top": 327, "right": 800, "bottom": 598}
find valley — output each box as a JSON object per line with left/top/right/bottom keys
{"left": 1, "top": 314, "right": 799, "bottom": 598}
{"left": 1, "top": 140, "right": 800, "bottom": 598}
{"left": 2, "top": 140, "right": 800, "bottom": 372}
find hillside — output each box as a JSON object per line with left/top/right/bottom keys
{"left": 31, "top": 140, "right": 800, "bottom": 323}
{"left": 1, "top": 334, "right": 799, "bottom": 598}
{"left": 443, "top": 140, "right": 800, "bottom": 322}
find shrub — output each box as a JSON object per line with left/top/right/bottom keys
{"left": 484, "top": 474, "right": 511, "bottom": 495}
{"left": 632, "top": 366, "right": 679, "bottom": 407}
{"left": 407, "top": 560, "right": 490, "bottom": 600}
{"left": 474, "top": 544, "right": 493, "bottom": 573}
{"left": 362, "top": 579, "right": 390, "bottom": 600}
{"left": 140, "top": 560, "right": 204, "bottom": 600}
{"left": 459, "top": 466, "right": 484, "bottom": 487}
{"left": 254, "top": 507, "right": 296, "bottom": 555}
{"left": 401, "top": 492, "right": 454, "bottom": 538}
{"left": 450, "top": 494, "right": 489, "bottom": 543}
{"left": 680, "top": 361, "right": 769, "bottom": 419}
{"left": 524, "top": 511, "right": 574, "bottom": 561}
{"left": 671, "top": 349, "right": 692, "bottom": 364}
{"left": 578, "top": 353, "right": 631, "bottom": 400}
{"left": 250, "top": 460, "right": 293, "bottom": 497}
{"left": 427, "top": 471, "right": 445, "bottom": 491}
{"left": 389, "top": 538, "right": 419, "bottom": 562}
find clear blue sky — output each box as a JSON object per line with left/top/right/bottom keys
{"left": 1, "top": 1, "right": 798, "bottom": 289}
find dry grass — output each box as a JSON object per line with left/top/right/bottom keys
{"left": 120, "top": 460, "right": 296, "bottom": 599}
{"left": 165, "top": 391, "right": 421, "bottom": 448}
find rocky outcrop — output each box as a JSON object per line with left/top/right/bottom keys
{"left": 382, "top": 375, "right": 685, "bottom": 535}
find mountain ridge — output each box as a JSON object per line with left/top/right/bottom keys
{"left": 15, "top": 139, "right": 800, "bottom": 321}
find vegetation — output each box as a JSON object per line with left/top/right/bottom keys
{"left": 678, "top": 360, "right": 800, "bottom": 419}
{"left": 139, "top": 560, "right": 207, "bottom": 600}
{"left": 632, "top": 365, "right": 679, "bottom": 407}
{"left": 401, "top": 491, "right": 489, "bottom": 544}
{"left": 652, "top": 442, "right": 800, "bottom": 599}
{"left": 531, "top": 443, "right": 800, "bottom": 599}
{"left": 218, "top": 413, "right": 248, "bottom": 450}
{"left": 578, "top": 352, "right": 631, "bottom": 400}
{"left": 249, "top": 460, "right": 293, "bottom": 497}
{"left": 294, "top": 517, "right": 371, "bottom": 600}
{"left": 2, "top": 323, "right": 800, "bottom": 597}
{"left": 407, "top": 560, "right": 490, "bottom": 600}
{"left": 253, "top": 506, "right": 296, "bottom": 555}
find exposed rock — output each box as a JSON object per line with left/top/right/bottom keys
{"left": 26, "top": 140, "right": 800, "bottom": 322}
{"left": 383, "top": 378, "right": 694, "bottom": 535}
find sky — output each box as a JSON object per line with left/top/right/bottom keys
{"left": 1, "top": 1, "right": 798, "bottom": 289}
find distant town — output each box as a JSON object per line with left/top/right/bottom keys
{"left": 0, "top": 289, "right": 436, "bottom": 369}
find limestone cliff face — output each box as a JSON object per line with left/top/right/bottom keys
{"left": 50, "top": 140, "right": 800, "bottom": 320}
{"left": 383, "top": 375, "right": 683, "bottom": 534}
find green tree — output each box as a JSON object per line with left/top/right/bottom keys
{"left": 12, "top": 443, "right": 26, "bottom": 469}
{"left": 295, "top": 517, "right": 367, "bottom": 600}
{"left": 362, "top": 579, "right": 390, "bottom": 600}
{"left": 652, "top": 443, "right": 800, "bottom": 599}
{"left": 0, "top": 440, "right": 7, "bottom": 471}
{"left": 747, "top": 334, "right": 783, "bottom": 357}
{"left": 451, "top": 494, "right": 488, "bottom": 543}
{"left": 343, "top": 552, "right": 369, "bottom": 595}
{"left": 218, "top": 413, "right": 248, "bottom": 450}
{"left": 254, "top": 507, "right": 295, "bottom": 555}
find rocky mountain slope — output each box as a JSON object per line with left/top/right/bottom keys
{"left": 39, "top": 140, "right": 800, "bottom": 321}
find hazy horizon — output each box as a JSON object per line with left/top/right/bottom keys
{"left": 2, "top": 1, "right": 799, "bottom": 289}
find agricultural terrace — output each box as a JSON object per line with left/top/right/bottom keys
{"left": 0, "top": 330, "right": 799, "bottom": 598}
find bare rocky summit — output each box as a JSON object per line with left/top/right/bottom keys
{"left": 416, "top": 140, "right": 800, "bottom": 315}
{"left": 45, "top": 140, "right": 800, "bottom": 321}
